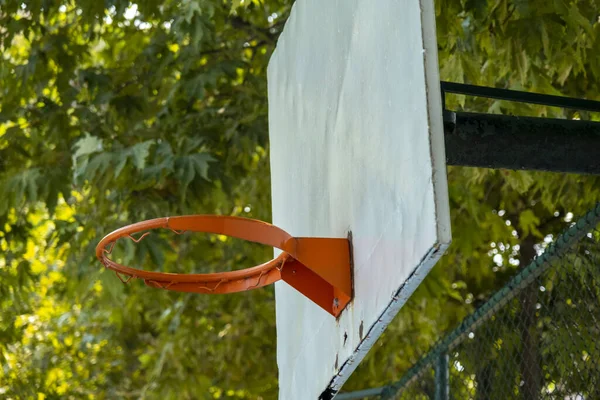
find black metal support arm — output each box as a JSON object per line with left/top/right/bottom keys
{"left": 441, "top": 82, "right": 600, "bottom": 175}
{"left": 444, "top": 112, "right": 600, "bottom": 174}
{"left": 441, "top": 81, "right": 600, "bottom": 112}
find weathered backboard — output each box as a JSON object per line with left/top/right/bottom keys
{"left": 268, "top": 0, "right": 451, "bottom": 398}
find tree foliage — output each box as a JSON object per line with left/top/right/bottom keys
{"left": 1, "top": 0, "right": 599, "bottom": 399}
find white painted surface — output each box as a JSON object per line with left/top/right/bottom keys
{"left": 268, "top": 0, "right": 451, "bottom": 398}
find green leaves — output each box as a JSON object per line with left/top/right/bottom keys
{"left": 130, "top": 141, "right": 154, "bottom": 171}
{"left": 115, "top": 140, "right": 156, "bottom": 176}
{"left": 0, "top": 169, "right": 42, "bottom": 215}
{"left": 176, "top": 152, "right": 215, "bottom": 188}
{"left": 519, "top": 209, "right": 542, "bottom": 238}
{"left": 0, "top": 0, "right": 286, "bottom": 394}
{"left": 72, "top": 134, "right": 104, "bottom": 179}
{"left": 142, "top": 140, "right": 175, "bottom": 181}
{"left": 73, "top": 136, "right": 159, "bottom": 186}
{"left": 503, "top": 170, "right": 535, "bottom": 194}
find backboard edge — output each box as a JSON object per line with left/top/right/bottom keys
{"left": 421, "top": 0, "right": 452, "bottom": 245}
{"left": 323, "top": 239, "right": 451, "bottom": 398}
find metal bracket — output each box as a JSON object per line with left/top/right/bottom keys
{"left": 441, "top": 82, "right": 600, "bottom": 175}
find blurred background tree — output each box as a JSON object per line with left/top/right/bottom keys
{"left": 0, "top": 0, "right": 599, "bottom": 399}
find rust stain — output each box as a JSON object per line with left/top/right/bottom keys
{"left": 359, "top": 320, "right": 364, "bottom": 340}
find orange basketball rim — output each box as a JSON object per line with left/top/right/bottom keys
{"left": 96, "top": 215, "right": 352, "bottom": 317}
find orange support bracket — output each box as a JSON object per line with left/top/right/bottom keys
{"left": 96, "top": 215, "right": 353, "bottom": 317}
{"left": 280, "top": 237, "right": 352, "bottom": 317}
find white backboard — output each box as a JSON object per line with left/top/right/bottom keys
{"left": 268, "top": 0, "right": 451, "bottom": 398}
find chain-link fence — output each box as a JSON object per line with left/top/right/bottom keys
{"left": 338, "top": 203, "right": 600, "bottom": 400}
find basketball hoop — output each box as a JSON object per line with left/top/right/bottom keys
{"left": 96, "top": 215, "right": 352, "bottom": 317}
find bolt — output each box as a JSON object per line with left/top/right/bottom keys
{"left": 333, "top": 298, "right": 339, "bottom": 308}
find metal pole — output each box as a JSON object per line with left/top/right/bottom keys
{"left": 434, "top": 353, "right": 449, "bottom": 400}
{"left": 441, "top": 81, "right": 600, "bottom": 112}
{"left": 444, "top": 112, "right": 600, "bottom": 175}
